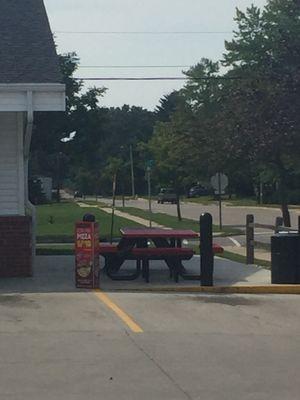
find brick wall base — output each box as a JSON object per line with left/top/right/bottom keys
{"left": 0, "top": 216, "right": 32, "bottom": 277}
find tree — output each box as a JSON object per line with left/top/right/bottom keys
{"left": 154, "top": 91, "right": 184, "bottom": 122}
{"left": 222, "top": 0, "right": 300, "bottom": 225}
{"left": 31, "top": 52, "right": 108, "bottom": 196}
{"left": 148, "top": 59, "right": 237, "bottom": 222}
{"left": 149, "top": 112, "right": 198, "bottom": 220}
{"left": 97, "top": 105, "right": 155, "bottom": 195}
{"left": 148, "top": 1, "right": 300, "bottom": 226}
{"left": 31, "top": 53, "right": 156, "bottom": 197}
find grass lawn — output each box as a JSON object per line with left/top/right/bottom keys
{"left": 36, "top": 202, "right": 143, "bottom": 242}
{"left": 183, "top": 195, "right": 259, "bottom": 207}
{"left": 143, "top": 195, "right": 258, "bottom": 207}
{"left": 182, "top": 196, "right": 217, "bottom": 205}
{"left": 225, "top": 198, "right": 280, "bottom": 207}
{"left": 36, "top": 244, "right": 74, "bottom": 256}
{"left": 184, "top": 196, "right": 300, "bottom": 209}
{"left": 226, "top": 200, "right": 299, "bottom": 209}
{"left": 118, "top": 207, "right": 241, "bottom": 236}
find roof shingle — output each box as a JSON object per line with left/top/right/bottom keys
{"left": 0, "top": 0, "right": 62, "bottom": 84}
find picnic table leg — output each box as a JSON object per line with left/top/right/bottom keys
{"left": 106, "top": 255, "right": 125, "bottom": 273}
{"left": 174, "top": 261, "right": 179, "bottom": 283}
{"left": 165, "top": 257, "right": 181, "bottom": 283}
{"left": 106, "top": 259, "right": 142, "bottom": 281}
{"left": 142, "top": 259, "right": 150, "bottom": 283}
{"left": 152, "top": 237, "right": 187, "bottom": 276}
{"left": 141, "top": 258, "right": 146, "bottom": 279}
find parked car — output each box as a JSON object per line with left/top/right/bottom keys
{"left": 74, "top": 190, "right": 83, "bottom": 199}
{"left": 187, "top": 185, "right": 210, "bottom": 198}
{"left": 157, "top": 188, "right": 177, "bottom": 204}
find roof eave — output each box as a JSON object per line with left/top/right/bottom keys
{"left": 0, "top": 83, "right": 66, "bottom": 112}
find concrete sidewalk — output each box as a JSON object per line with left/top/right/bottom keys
{"left": 0, "top": 255, "right": 271, "bottom": 295}
{"left": 77, "top": 202, "right": 165, "bottom": 228}
{"left": 223, "top": 245, "right": 271, "bottom": 262}
{"left": 100, "top": 256, "right": 271, "bottom": 292}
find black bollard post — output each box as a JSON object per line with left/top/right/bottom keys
{"left": 83, "top": 213, "right": 96, "bottom": 222}
{"left": 275, "top": 216, "right": 283, "bottom": 234}
{"left": 200, "top": 213, "right": 214, "bottom": 286}
{"left": 246, "top": 214, "right": 254, "bottom": 264}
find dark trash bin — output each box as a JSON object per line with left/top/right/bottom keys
{"left": 83, "top": 213, "right": 96, "bottom": 222}
{"left": 271, "top": 233, "right": 300, "bottom": 284}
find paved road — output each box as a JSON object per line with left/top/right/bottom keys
{"left": 97, "top": 197, "right": 300, "bottom": 247}
{"left": 99, "top": 197, "right": 300, "bottom": 228}
{"left": 0, "top": 256, "right": 299, "bottom": 399}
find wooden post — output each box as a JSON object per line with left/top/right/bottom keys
{"left": 110, "top": 173, "right": 117, "bottom": 244}
{"left": 130, "top": 144, "right": 135, "bottom": 198}
{"left": 147, "top": 167, "right": 152, "bottom": 227}
{"left": 246, "top": 214, "right": 254, "bottom": 264}
{"left": 259, "top": 181, "right": 263, "bottom": 205}
{"left": 218, "top": 172, "right": 223, "bottom": 231}
{"left": 122, "top": 183, "right": 125, "bottom": 207}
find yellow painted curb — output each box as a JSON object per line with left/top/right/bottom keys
{"left": 100, "top": 285, "right": 300, "bottom": 295}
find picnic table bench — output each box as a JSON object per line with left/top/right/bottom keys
{"left": 99, "top": 228, "right": 224, "bottom": 282}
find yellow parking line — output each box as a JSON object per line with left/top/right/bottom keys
{"left": 94, "top": 289, "right": 143, "bottom": 333}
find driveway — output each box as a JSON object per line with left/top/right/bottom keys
{"left": 0, "top": 256, "right": 299, "bottom": 399}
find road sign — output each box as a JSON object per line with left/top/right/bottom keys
{"left": 210, "top": 173, "right": 228, "bottom": 231}
{"left": 145, "top": 159, "right": 154, "bottom": 171}
{"left": 210, "top": 173, "right": 228, "bottom": 194}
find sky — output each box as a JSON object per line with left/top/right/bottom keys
{"left": 44, "top": 0, "right": 268, "bottom": 110}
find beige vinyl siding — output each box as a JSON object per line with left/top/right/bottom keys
{"left": 0, "top": 112, "right": 24, "bottom": 215}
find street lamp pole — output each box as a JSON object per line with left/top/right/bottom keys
{"left": 130, "top": 144, "right": 135, "bottom": 198}
{"left": 56, "top": 152, "right": 63, "bottom": 202}
{"left": 147, "top": 166, "right": 152, "bottom": 228}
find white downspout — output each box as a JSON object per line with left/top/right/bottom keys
{"left": 24, "top": 91, "right": 36, "bottom": 266}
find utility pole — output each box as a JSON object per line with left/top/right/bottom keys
{"left": 259, "top": 180, "right": 263, "bottom": 205}
{"left": 147, "top": 166, "right": 152, "bottom": 228}
{"left": 130, "top": 144, "right": 135, "bottom": 198}
{"left": 218, "top": 172, "right": 223, "bottom": 231}
{"left": 110, "top": 173, "right": 117, "bottom": 243}
{"left": 56, "top": 152, "right": 63, "bottom": 202}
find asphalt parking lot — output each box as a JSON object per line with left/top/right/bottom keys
{"left": 0, "top": 257, "right": 299, "bottom": 400}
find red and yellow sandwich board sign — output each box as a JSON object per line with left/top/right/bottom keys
{"left": 75, "top": 221, "right": 100, "bottom": 289}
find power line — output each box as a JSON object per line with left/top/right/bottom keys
{"left": 55, "top": 30, "right": 232, "bottom": 35}
{"left": 74, "top": 76, "right": 245, "bottom": 81}
{"left": 76, "top": 77, "right": 187, "bottom": 81}
{"left": 78, "top": 65, "right": 191, "bottom": 69}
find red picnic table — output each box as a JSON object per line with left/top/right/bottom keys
{"left": 99, "top": 227, "right": 222, "bottom": 282}
{"left": 120, "top": 227, "right": 199, "bottom": 239}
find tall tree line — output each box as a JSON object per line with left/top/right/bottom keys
{"left": 149, "top": 0, "right": 300, "bottom": 225}
{"left": 30, "top": 0, "right": 300, "bottom": 225}
{"left": 30, "top": 53, "right": 155, "bottom": 197}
